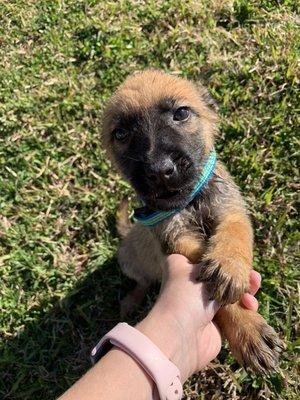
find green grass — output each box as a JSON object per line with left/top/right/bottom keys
{"left": 0, "top": 0, "right": 299, "bottom": 398}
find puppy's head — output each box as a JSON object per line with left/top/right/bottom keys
{"left": 102, "top": 70, "right": 218, "bottom": 211}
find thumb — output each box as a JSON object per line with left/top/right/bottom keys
{"left": 162, "top": 254, "right": 193, "bottom": 284}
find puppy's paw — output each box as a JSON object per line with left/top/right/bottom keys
{"left": 198, "top": 257, "right": 249, "bottom": 305}
{"left": 229, "top": 314, "right": 284, "bottom": 374}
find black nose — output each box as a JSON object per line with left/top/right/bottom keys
{"left": 146, "top": 158, "right": 177, "bottom": 184}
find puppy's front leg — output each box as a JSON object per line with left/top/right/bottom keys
{"left": 198, "top": 209, "right": 283, "bottom": 372}
{"left": 199, "top": 210, "right": 253, "bottom": 305}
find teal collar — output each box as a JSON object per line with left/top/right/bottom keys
{"left": 133, "top": 150, "right": 217, "bottom": 227}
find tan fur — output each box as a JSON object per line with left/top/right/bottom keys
{"left": 171, "top": 234, "right": 205, "bottom": 264}
{"left": 118, "top": 224, "right": 163, "bottom": 285}
{"left": 200, "top": 210, "right": 253, "bottom": 304}
{"left": 103, "top": 70, "right": 283, "bottom": 373}
{"left": 215, "top": 304, "right": 282, "bottom": 373}
{"left": 116, "top": 198, "right": 133, "bottom": 238}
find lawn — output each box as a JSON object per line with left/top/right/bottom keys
{"left": 0, "top": 0, "right": 299, "bottom": 399}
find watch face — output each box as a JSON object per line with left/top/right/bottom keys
{"left": 91, "top": 339, "right": 113, "bottom": 364}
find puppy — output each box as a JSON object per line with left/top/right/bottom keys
{"left": 102, "top": 70, "right": 283, "bottom": 373}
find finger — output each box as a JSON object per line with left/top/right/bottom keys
{"left": 248, "top": 270, "right": 261, "bottom": 295}
{"left": 241, "top": 293, "right": 259, "bottom": 311}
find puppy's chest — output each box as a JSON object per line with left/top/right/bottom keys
{"left": 152, "top": 176, "right": 226, "bottom": 255}
{"left": 134, "top": 162, "right": 235, "bottom": 256}
{"left": 153, "top": 197, "right": 216, "bottom": 255}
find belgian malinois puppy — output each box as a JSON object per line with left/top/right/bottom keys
{"left": 102, "top": 70, "right": 283, "bottom": 373}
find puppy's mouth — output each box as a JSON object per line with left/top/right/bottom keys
{"left": 155, "top": 189, "right": 181, "bottom": 200}
{"left": 141, "top": 184, "right": 194, "bottom": 211}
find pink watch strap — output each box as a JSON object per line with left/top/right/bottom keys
{"left": 91, "top": 322, "right": 183, "bottom": 400}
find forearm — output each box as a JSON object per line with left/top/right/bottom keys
{"left": 58, "top": 309, "right": 184, "bottom": 400}
{"left": 59, "top": 346, "right": 154, "bottom": 400}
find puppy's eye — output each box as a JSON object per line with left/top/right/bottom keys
{"left": 173, "top": 107, "right": 190, "bottom": 121}
{"left": 113, "top": 128, "right": 129, "bottom": 141}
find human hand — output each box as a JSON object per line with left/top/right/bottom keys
{"left": 137, "top": 254, "right": 261, "bottom": 382}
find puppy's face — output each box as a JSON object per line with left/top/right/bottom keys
{"left": 102, "top": 70, "right": 218, "bottom": 211}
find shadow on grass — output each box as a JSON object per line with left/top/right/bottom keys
{"left": 0, "top": 210, "right": 287, "bottom": 399}
{"left": 0, "top": 256, "right": 140, "bottom": 399}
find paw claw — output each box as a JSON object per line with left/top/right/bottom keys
{"left": 231, "top": 318, "right": 284, "bottom": 374}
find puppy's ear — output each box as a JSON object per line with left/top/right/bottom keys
{"left": 202, "top": 89, "right": 218, "bottom": 112}
{"left": 196, "top": 83, "right": 219, "bottom": 113}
